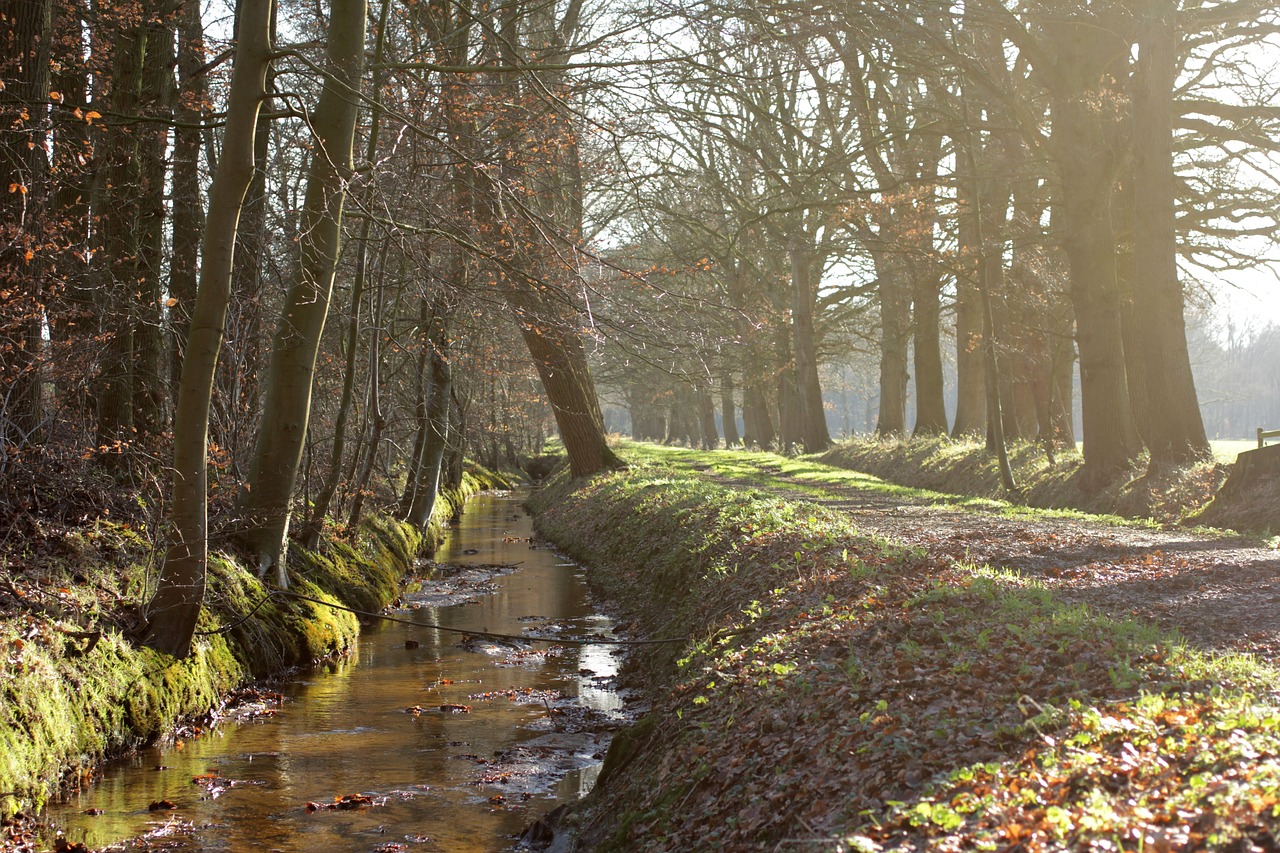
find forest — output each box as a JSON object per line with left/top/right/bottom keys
{"left": 3, "top": 0, "right": 1280, "bottom": 847}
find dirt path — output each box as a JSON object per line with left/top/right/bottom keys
{"left": 698, "top": 462, "right": 1280, "bottom": 660}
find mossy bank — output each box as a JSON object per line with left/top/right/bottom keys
{"left": 0, "top": 467, "right": 511, "bottom": 819}
{"left": 530, "top": 459, "right": 1280, "bottom": 851}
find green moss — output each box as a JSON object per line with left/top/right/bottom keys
{"left": 0, "top": 466, "right": 507, "bottom": 819}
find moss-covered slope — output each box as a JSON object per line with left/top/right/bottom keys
{"left": 0, "top": 466, "right": 513, "bottom": 817}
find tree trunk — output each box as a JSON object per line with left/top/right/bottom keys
{"left": 0, "top": 0, "right": 53, "bottom": 448}
{"left": 94, "top": 7, "right": 149, "bottom": 460}
{"left": 238, "top": 0, "right": 367, "bottom": 583}
{"left": 302, "top": 0, "right": 391, "bottom": 546}
{"left": 405, "top": 298, "right": 454, "bottom": 530}
{"left": 398, "top": 304, "right": 433, "bottom": 515}
{"left": 1046, "top": 18, "right": 1142, "bottom": 485}
{"left": 344, "top": 241, "right": 389, "bottom": 530}
{"left": 143, "top": 0, "right": 272, "bottom": 658}
{"left": 875, "top": 254, "right": 911, "bottom": 436}
{"left": 519, "top": 319, "right": 622, "bottom": 476}
{"left": 1131, "top": 0, "right": 1208, "bottom": 469}
{"left": 720, "top": 372, "right": 740, "bottom": 446}
{"left": 911, "top": 262, "right": 948, "bottom": 436}
{"left": 952, "top": 207, "right": 986, "bottom": 437}
{"left": 790, "top": 239, "right": 831, "bottom": 452}
{"left": 220, "top": 0, "right": 276, "bottom": 451}
{"left": 697, "top": 385, "right": 718, "bottom": 450}
{"left": 741, "top": 381, "right": 774, "bottom": 449}
{"left": 169, "top": 0, "right": 205, "bottom": 397}
{"left": 133, "top": 9, "right": 176, "bottom": 441}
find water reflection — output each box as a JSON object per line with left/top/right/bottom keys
{"left": 43, "top": 492, "right": 623, "bottom": 852}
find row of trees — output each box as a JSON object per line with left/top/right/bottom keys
{"left": 0, "top": 0, "right": 621, "bottom": 655}
{"left": 3, "top": 0, "right": 1278, "bottom": 654}
{"left": 592, "top": 0, "right": 1279, "bottom": 486}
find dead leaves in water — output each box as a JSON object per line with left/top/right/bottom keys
{"left": 190, "top": 769, "right": 259, "bottom": 800}
{"left": 404, "top": 703, "right": 472, "bottom": 715}
{"left": 305, "top": 793, "right": 375, "bottom": 813}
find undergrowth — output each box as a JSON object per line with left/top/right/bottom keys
{"left": 533, "top": 458, "right": 1280, "bottom": 851}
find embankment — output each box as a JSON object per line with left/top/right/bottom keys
{"left": 530, "top": 461, "right": 1280, "bottom": 851}
{"left": 819, "top": 436, "right": 1234, "bottom": 527}
{"left": 0, "top": 468, "right": 512, "bottom": 818}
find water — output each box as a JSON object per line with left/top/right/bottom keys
{"left": 42, "top": 491, "right": 626, "bottom": 852}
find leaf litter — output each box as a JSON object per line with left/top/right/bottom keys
{"left": 537, "top": 455, "right": 1280, "bottom": 852}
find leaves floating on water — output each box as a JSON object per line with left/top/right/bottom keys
{"left": 148, "top": 799, "right": 177, "bottom": 811}
{"left": 305, "top": 793, "right": 375, "bottom": 812}
{"left": 405, "top": 703, "right": 471, "bottom": 715}
{"left": 190, "top": 770, "right": 258, "bottom": 799}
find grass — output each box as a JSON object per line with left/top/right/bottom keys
{"left": 619, "top": 441, "right": 1162, "bottom": 529}
{"left": 1212, "top": 439, "right": 1263, "bottom": 463}
{"left": 532, "top": 455, "right": 1280, "bottom": 851}
{"left": 815, "top": 434, "right": 1239, "bottom": 529}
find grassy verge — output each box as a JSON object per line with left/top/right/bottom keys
{"left": 0, "top": 466, "right": 512, "bottom": 818}
{"left": 532, "top": 456, "right": 1280, "bottom": 851}
{"left": 818, "top": 436, "right": 1233, "bottom": 528}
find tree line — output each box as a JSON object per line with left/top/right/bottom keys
{"left": 2, "top": 0, "right": 1278, "bottom": 654}
{"left": 591, "top": 0, "right": 1280, "bottom": 487}
{"left": 1, "top": 0, "right": 622, "bottom": 656}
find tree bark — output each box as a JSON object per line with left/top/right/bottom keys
{"left": 697, "top": 384, "right": 718, "bottom": 450}
{"left": 1045, "top": 12, "right": 1142, "bottom": 485}
{"left": 169, "top": 0, "right": 205, "bottom": 397}
{"left": 0, "top": 0, "right": 53, "bottom": 448}
{"left": 1130, "top": 0, "right": 1209, "bottom": 469}
{"left": 720, "top": 372, "right": 740, "bottom": 447}
{"left": 911, "top": 262, "right": 948, "bottom": 436}
{"left": 238, "top": 0, "right": 367, "bottom": 583}
{"left": 790, "top": 239, "right": 831, "bottom": 452}
{"left": 952, "top": 197, "right": 986, "bottom": 437}
{"left": 405, "top": 307, "right": 453, "bottom": 530}
{"left": 742, "top": 380, "right": 774, "bottom": 449}
{"left": 93, "top": 5, "right": 149, "bottom": 460}
{"left": 875, "top": 253, "right": 910, "bottom": 436}
{"left": 133, "top": 8, "right": 176, "bottom": 441}
{"left": 143, "top": 0, "right": 273, "bottom": 658}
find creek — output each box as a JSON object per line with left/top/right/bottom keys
{"left": 42, "top": 490, "right": 629, "bottom": 852}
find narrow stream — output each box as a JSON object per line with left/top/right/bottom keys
{"left": 43, "top": 491, "right": 627, "bottom": 852}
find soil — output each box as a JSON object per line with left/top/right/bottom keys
{"left": 701, "top": 461, "right": 1280, "bottom": 661}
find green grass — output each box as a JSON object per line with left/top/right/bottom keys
{"left": 618, "top": 441, "right": 1160, "bottom": 529}
{"left": 1212, "top": 438, "right": 1262, "bottom": 463}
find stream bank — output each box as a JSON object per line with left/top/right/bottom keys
{"left": 34, "top": 488, "right": 632, "bottom": 852}
{"left": 528, "top": 458, "right": 1280, "bottom": 851}
{"left": 0, "top": 468, "right": 510, "bottom": 825}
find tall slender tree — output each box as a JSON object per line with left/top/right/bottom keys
{"left": 144, "top": 0, "right": 274, "bottom": 657}
{"left": 238, "top": 0, "right": 368, "bottom": 584}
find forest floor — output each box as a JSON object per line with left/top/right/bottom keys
{"left": 532, "top": 443, "right": 1280, "bottom": 852}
